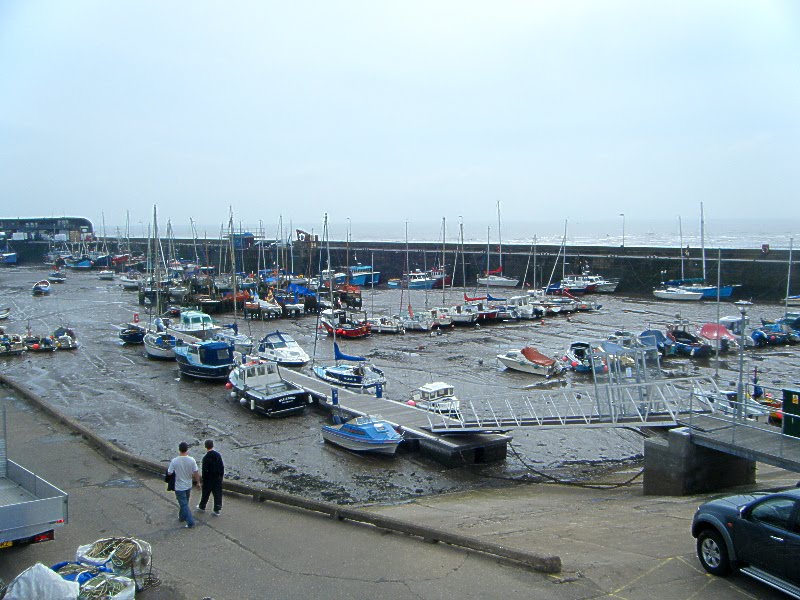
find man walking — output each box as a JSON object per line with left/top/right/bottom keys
{"left": 197, "top": 439, "right": 224, "bottom": 516}
{"left": 167, "top": 441, "right": 200, "bottom": 528}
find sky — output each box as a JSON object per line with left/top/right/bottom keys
{"left": 1, "top": 1, "right": 799, "bottom": 244}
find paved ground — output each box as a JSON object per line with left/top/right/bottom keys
{"left": 2, "top": 390, "right": 797, "bottom": 599}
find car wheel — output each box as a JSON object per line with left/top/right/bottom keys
{"left": 697, "top": 529, "right": 731, "bottom": 576}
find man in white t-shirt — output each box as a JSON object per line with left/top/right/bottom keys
{"left": 167, "top": 442, "right": 200, "bottom": 528}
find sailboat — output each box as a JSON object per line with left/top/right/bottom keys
{"left": 784, "top": 239, "right": 800, "bottom": 308}
{"left": 477, "top": 202, "right": 519, "bottom": 288}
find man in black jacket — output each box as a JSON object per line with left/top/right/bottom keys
{"left": 197, "top": 439, "right": 224, "bottom": 516}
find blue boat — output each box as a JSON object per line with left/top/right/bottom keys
{"left": 666, "top": 325, "right": 712, "bottom": 357}
{"left": 321, "top": 415, "right": 403, "bottom": 455}
{"left": 118, "top": 323, "right": 146, "bottom": 344}
{"left": 664, "top": 279, "right": 739, "bottom": 299}
{"left": 31, "top": 280, "right": 51, "bottom": 296}
{"left": 561, "top": 341, "right": 607, "bottom": 374}
{"left": 174, "top": 340, "right": 236, "bottom": 381}
{"left": 347, "top": 265, "right": 380, "bottom": 286}
{"left": 751, "top": 324, "right": 798, "bottom": 347}
{"left": 639, "top": 329, "right": 673, "bottom": 355}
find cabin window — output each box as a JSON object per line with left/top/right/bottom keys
{"left": 214, "top": 349, "right": 229, "bottom": 360}
{"left": 257, "top": 366, "right": 266, "bottom": 376}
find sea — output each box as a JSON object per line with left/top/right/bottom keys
{"left": 118, "top": 217, "right": 799, "bottom": 250}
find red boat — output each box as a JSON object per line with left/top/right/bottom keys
{"left": 320, "top": 309, "right": 371, "bottom": 338}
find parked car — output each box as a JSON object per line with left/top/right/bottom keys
{"left": 692, "top": 488, "right": 800, "bottom": 598}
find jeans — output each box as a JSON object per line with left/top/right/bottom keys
{"left": 175, "top": 489, "right": 194, "bottom": 526}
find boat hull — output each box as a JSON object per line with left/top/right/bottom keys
{"left": 321, "top": 426, "right": 401, "bottom": 455}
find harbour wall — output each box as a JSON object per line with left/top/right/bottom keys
{"left": 12, "top": 239, "right": 795, "bottom": 302}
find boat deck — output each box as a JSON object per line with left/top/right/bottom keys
{"left": 282, "top": 369, "right": 510, "bottom": 464}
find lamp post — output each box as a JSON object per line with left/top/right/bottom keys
{"left": 619, "top": 213, "right": 625, "bottom": 248}
{"left": 735, "top": 300, "right": 751, "bottom": 419}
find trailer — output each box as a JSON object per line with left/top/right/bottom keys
{"left": 0, "top": 403, "right": 68, "bottom": 548}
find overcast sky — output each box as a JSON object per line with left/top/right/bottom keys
{"left": 1, "top": 1, "right": 798, "bottom": 243}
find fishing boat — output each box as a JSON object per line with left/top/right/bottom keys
{"left": 0, "top": 333, "right": 25, "bottom": 356}
{"left": 561, "top": 341, "right": 607, "bottom": 374}
{"left": 174, "top": 340, "right": 236, "bottom": 381}
{"left": 653, "top": 287, "right": 703, "bottom": 301}
{"left": 166, "top": 309, "right": 221, "bottom": 340}
{"left": 408, "top": 381, "right": 461, "bottom": 415}
{"left": 320, "top": 309, "right": 371, "bottom": 338}
{"left": 347, "top": 264, "right": 380, "bottom": 286}
{"left": 313, "top": 342, "right": 386, "bottom": 390}
{"left": 751, "top": 324, "right": 798, "bottom": 347}
{"left": 31, "top": 280, "right": 51, "bottom": 296}
{"left": 387, "top": 270, "right": 438, "bottom": 290}
{"left": 497, "top": 346, "right": 562, "bottom": 377}
{"left": 226, "top": 359, "right": 309, "bottom": 417}
{"left": 255, "top": 331, "right": 311, "bottom": 366}
{"left": 321, "top": 415, "right": 403, "bottom": 455}
{"left": 22, "top": 331, "right": 58, "bottom": 352}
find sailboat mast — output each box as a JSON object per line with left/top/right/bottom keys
{"left": 441, "top": 216, "right": 447, "bottom": 304}
{"left": 678, "top": 216, "right": 685, "bottom": 280}
{"left": 787, "top": 238, "right": 794, "bottom": 314}
{"left": 460, "top": 219, "right": 466, "bottom": 293}
{"left": 228, "top": 207, "right": 238, "bottom": 324}
{"left": 700, "top": 202, "right": 707, "bottom": 281}
{"left": 496, "top": 201, "right": 503, "bottom": 274}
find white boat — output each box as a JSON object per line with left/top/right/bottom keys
{"left": 496, "top": 346, "right": 562, "bottom": 377}
{"left": 505, "top": 295, "right": 544, "bottom": 319}
{"left": 143, "top": 331, "right": 180, "bottom": 359}
{"left": 98, "top": 270, "right": 115, "bottom": 280}
{"left": 653, "top": 287, "right": 703, "bottom": 301}
{"left": 367, "top": 315, "right": 405, "bottom": 334}
{"left": 166, "top": 309, "right": 222, "bottom": 340}
{"left": 477, "top": 202, "right": 519, "bottom": 288}
{"left": 0, "top": 307, "right": 10, "bottom": 320}
{"left": 409, "top": 382, "right": 460, "bottom": 415}
{"left": 255, "top": 331, "right": 310, "bottom": 366}
{"left": 476, "top": 274, "right": 519, "bottom": 288}
{"left": 213, "top": 326, "right": 253, "bottom": 355}
{"left": 119, "top": 273, "right": 140, "bottom": 290}
{"left": 228, "top": 359, "right": 309, "bottom": 417}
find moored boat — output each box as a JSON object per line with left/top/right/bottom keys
{"left": 313, "top": 342, "right": 386, "bottom": 390}
{"left": 166, "top": 309, "right": 221, "bottom": 340}
{"left": 227, "top": 359, "right": 309, "bottom": 417}
{"left": 255, "top": 331, "right": 310, "bottom": 366}
{"left": 174, "top": 340, "right": 236, "bottom": 381}
{"left": 408, "top": 381, "right": 461, "bottom": 415}
{"left": 118, "top": 323, "right": 146, "bottom": 344}
{"left": 32, "top": 280, "right": 51, "bottom": 296}
{"left": 562, "top": 341, "right": 607, "bottom": 374}
{"left": 143, "top": 331, "right": 180, "bottom": 359}
{"left": 321, "top": 415, "right": 403, "bottom": 455}
{"left": 653, "top": 287, "right": 703, "bottom": 301}
{"left": 497, "top": 346, "right": 562, "bottom": 378}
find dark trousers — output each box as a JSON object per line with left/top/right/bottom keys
{"left": 199, "top": 478, "right": 223, "bottom": 512}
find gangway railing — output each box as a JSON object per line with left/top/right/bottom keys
{"left": 424, "top": 375, "right": 720, "bottom": 434}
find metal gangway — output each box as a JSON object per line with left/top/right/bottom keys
{"left": 423, "top": 335, "right": 722, "bottom": 434}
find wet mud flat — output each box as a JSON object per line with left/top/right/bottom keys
{"left": 1, "top": 266, "right": 797, "bottom": 505}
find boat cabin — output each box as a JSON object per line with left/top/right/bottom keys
{"left": 412, "top": 382, "right": 455, "bottom": 403}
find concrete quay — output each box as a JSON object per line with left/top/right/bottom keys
{"left": 2, "top": 388, "right": 797, "bottom": 599}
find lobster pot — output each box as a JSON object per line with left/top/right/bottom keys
{"left": 76, "top": 572, "right": 135, "bottom": 600}
{"left": 51, "top": 560, "right": 112, "bottom": 586}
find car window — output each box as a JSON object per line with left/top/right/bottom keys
{"left": 750, "top": 498, "right": 797, "bottom": 531}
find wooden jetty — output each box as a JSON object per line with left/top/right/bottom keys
{"left": 281, "top": 369, "right": 511, "bottom": 465}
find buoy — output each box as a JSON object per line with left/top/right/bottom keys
{"left": 407, "top": 400, "right": 416, "bottom": 406}
{"left": 133, "top": 313, "right": 139, "bottom": 323}
{"left": 225, "top": 382, "right": 233, "bottom": 390}
{"left": 32, "top": 343, "right": 40, "bottom": 350}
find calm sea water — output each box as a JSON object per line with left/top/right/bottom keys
{"left": 116, "top": 217, "right": 799, "bottom": 250}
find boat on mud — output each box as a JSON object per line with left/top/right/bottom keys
{"left": 313, "top": 342, "right": 386, "bottom": 390}
{"left": 174, "top": 340, "right": 236, "bottom": 381}
{"left": 321, "top": 415, "right": 403, "bottom": 455}
{"left": 227, "top": 359, "right": 309, "bottom": 417}
{"left": 496, "top": 346, "right": 562, "bottom": 378}
{"left": 255, "top": 331, "right": 310, "bottom": 366}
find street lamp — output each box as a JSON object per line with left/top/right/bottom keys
{"left": 735, "top": 300, "right": 752, "bottom": 419}
{"left": 619, "top": 213, "right": 625, "bottom": 248}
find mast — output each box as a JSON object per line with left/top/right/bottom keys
{"left": 440, "top": 216, "right": 447, "bottom": 304}
{"left": 399, "top": 221, "right": 409, "bottom": 313}
{"left": 484, "top": 226, "right": 490, "bottom": 295}
{"left": 228, "top": 207, "right": 238, "bottom": 325}
{"left": 459, "top": 219, "right": 466, "bottom": 294}
{"left": 152, "top": 205, "right": 161, "bottom": 316}
{"left": 787, "top": 238, "right": 794, "bottom": 314}
{"left": 496, "top": 201, "right": 503, "bottom": 274}
{"left": 678, "top": 216, "right": 685, "bottom": 280}
{"left": 700, "top": 201, "right": 707, "bottom": 281}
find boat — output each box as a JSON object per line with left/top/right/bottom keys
{"left": 408, "top": 381, "right": 461, "bottom": 415}
{"left": 504, "top": 295, "right": 545, "bottom": 319}
{"left": 31, "top": 280, "right": 51, "bottom": 296}
{"left": 48, "top": 270, "right": 66, "bottom": 283}
{"left": 751, "top": 324, "right": 798, "bottom": 347}
{"left": 52, "top": 327, "right": 79, "bottom": 350}
{"left": 665, "top": 323, "right": 712, "bottom": 357}
{"left": 0, "top": 242, "right": 17, "bottom": 266}
{"left": 387, "top": 269, "right": 438, "bottom": 290}
{"left": 653, "top": 287, "right": 703, "bottom": 301}
{"left": 98, "top": 270, "right": 115, "bottom": 281}
{"left": 561, "top": 341, "right": 607, "bottom": 374}
{"left": 227, "top": 359, "right": 309, "bottom": 417}
{"left": 697, "top": 323, "right": 740, "bottom": 353}
{"left": 244, "top": 290, "right": 284, "bottom": 319}
{"left": 255, "top": 331, "right": 311, "bottom": 366}
{"left": 313, "top": 342, "right": 386, "bottom": 390}
{"left": 320, "top": 309, "right": 371, "bottom": 338}
{"left": 399, "top": 305, "right": 434, "bottom": 332}
{"left": 212, "top": 324, "right": 254, "bottom": 355}
{"left": 143, "top": 331, "right": 180, "bottom": 359}
{"left": 118, "top": 323, "right": 146, "bottom": 344}
{"left": 477, "top": 203, "right": 519, "bottom": 288}
{"left": 366, "top": 315, "right": 405, "bottom": 334}
{"left": 0, "top": 307, "right": 9, "bottom": 320}
{"left": 0, "top": 333, "right": 25, "bottom": 356}
{"left": 497, "top": 346, "right": 562, "bottom": 378}
{"left": 166, "top": 309, "right": 221, "bottom": 340}
{"left": 21, "top": 332, "right": 57, "bottom": 352}
{"left": 347, "top": 264, "right": 380, "bottom": 286}
{"left": 321, "top": 414, "right": 403, "bottom": 455}
{"left": 174, "top": 340, "right": 236, "bottom": 381}
{"left": 119, "top": 272, "right": 140, "bottom": 290}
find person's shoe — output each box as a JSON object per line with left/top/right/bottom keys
{"left": 212, "top": 510, "right": 221, "bottom": 517}
{"left": 184, "top": 523, "right": 194, "bottom": 529}
{"left": 196, "top": 505, "right": 205, "bottom": 512}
